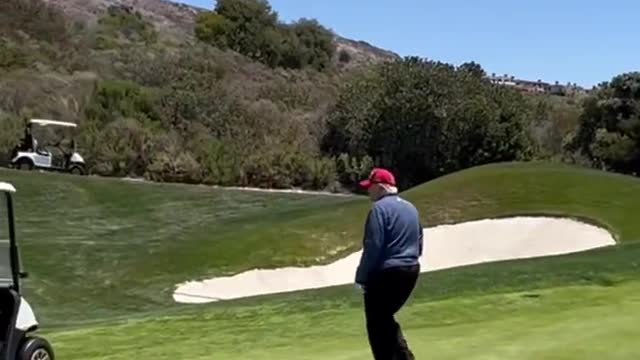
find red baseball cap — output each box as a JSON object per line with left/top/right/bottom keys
{"left": 359, "top": 168, "right": 396, "bottom": 189}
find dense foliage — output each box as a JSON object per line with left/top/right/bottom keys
{"left": 0, "top": 0, "right": 636, "bottom": 191}
{"left": 195, "top": 0, "right": 335, "bottom": 71}
{"left": 92, "top": 5, "right": 159, "bottom": 49}
{"left": 322, "top": 58, "right": 534, "bottom": 188}
{"left": 565, "top": 72, "right": 640, "bottom": 174}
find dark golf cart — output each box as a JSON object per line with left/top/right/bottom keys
{"left": 0, "top": 182, "right": 54, "bottom": 360}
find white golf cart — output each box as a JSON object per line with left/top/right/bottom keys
{"left": 0, "top": 182, "right": 54, "bottom": 360}
{"left": 10, "top": 119, "right": 86, "bottom": 175}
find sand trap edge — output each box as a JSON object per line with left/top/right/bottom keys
{"left": 172, "top": 216, "right": 617, "bottom": 304}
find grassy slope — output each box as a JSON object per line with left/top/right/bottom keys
{"left": 0, "top": 168, "right": 359, "bottom": 326}
{"left": 4, "top": 161, "right": 640, "bottom": 358}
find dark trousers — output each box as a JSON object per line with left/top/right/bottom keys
{"left": 363, "top": 264, "right": 420, "bottom": 360}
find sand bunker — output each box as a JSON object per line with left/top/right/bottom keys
{"left": 173, "top": 216, "right": 616, "bottom": 304}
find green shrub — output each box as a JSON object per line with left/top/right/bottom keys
{"left": 338, "top": 49, "right": 351, "bottom": 63}
{"left": 91, "top": 5, "right": 158, "bottom": 49}
{"left": 85, "top": 80, "right": 159, "bottom": 125}
{"left": 240, "top": 150, "right": 337, "bottom": 190}
{"left": 194, "top": 0, "right": 335, "bottom": 71}
{"left": 335, "top": 153, "right": 373, "bottom": 188}
{"left": 0, "top": 39, "right": 30, "bottom": 70}
{"left": 567, "top": 72, "right": 640, "bottom": 175}
{"left": 323, "top": 57, "right": 533, "bottom": 188}
{"left": 0, "top": 114, "right": 25, "bottom": 156}
{"left": 83, "top": 118, "right": 155, "bottom": 177}
{"left": 145, "top": 131, "right": 202, "bottom": 184}
{"left": 183, "top": 125, "right": 242, "bottom": 186}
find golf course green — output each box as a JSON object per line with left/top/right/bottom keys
{"left": 2, "top": 161, "right": 640, "bottom": 359}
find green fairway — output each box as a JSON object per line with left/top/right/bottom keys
{"left": 2, "top": 161, "right": 640, "bottom": 358}
{"left": 48, "top": 281, "right": 640, "bottom": 359}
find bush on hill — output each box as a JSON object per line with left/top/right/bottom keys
{"left": 321, "top": 57, "right": 535, "bottom": 188}
{"left": 0, "top": 0, "right": 89, "bottom": 73}
{"left": 526, "top": 94, "right": 582, "bottom": 160}
{"left": 0, "top": 0, "right": 71, "bottom": 45}
{"left": 91, "top": 4, "right": 159, "bottom": 49}
{"left": 0, "top": 114, "right": 24, "bottom": 159}
{"left": 195, "top": 0, "right": 336, "bottom": 71}
{"left": 565, "top": 72, "right": 640, "bottom": 174}
{"left": 0, "top": 38, "right": 30, "bottom": 70}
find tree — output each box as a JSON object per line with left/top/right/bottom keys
{"left": 459, "top": 61, "right": 486, "bottom": 78}
{"left": 323, "top": 57, "right": 533, "bottom": 188}
{"left": 194, "top": 12, "right": 231, "bottom": 49}
{"left": 215, "top": 0, "right": 278, "bottom": 28}
{"left": 527, "top": 95, "right": 582, "bottom": 159}
{"left": 287, "top": 18, "right": 335, "bottom": 71}
{"left": 196, "top": 0, "right": 279, "bottom": 64}
{"left": 566, "top": 72, "right": 640, "bottom": 173}
{"left": 194, "top": 0, "right": 335, "bottom": 71}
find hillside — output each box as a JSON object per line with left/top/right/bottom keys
{"left": 41, "top": 0, "right": 400, "bottom": 66}
{"left": 2, "top": 0, "right": 637, "bottom": 195}
{"left": 0, "top": 0, "right": 410, "bottom": 193}
{"left": 1, "top": 162, "right": 637, "bottom": 358}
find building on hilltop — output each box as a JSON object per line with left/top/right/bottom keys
{"left": 489, "top": 73, "right": 549, "bottom": 93}
{"left": 488, "top": 73, "right": 587, "bottom": 96}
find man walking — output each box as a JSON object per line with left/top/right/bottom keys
{"left": 355, "top": 168, "right": 423, "bottom": 360}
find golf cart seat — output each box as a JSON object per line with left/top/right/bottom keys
{"left": 34, "top": 149, "right": 49, "bottom": 157}
{"left": 0, "top": 288, "right": 19, "bottom": 353}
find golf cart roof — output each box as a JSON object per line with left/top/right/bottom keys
{"left": 0, "top": 182, "right": 16, "bottom": 193}
{"left": 29, "top": 119, "right": 77, "bottom": 128}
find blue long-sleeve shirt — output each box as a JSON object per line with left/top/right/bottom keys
{"left": 355, "top": 193, "right": 423, "bottom": 285}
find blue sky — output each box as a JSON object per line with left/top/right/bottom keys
{"left": 180, "top": 0, "right": 639, "bottom": 88}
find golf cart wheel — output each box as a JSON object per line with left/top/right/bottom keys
{"left": 16, "top": 159, "right": 34, "bottom": 171}
{"left": 19, "top": 336, "right": 54, "bottom": 360}
{"left": 69, "top": 165, "right": 85, "bottom": 176}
